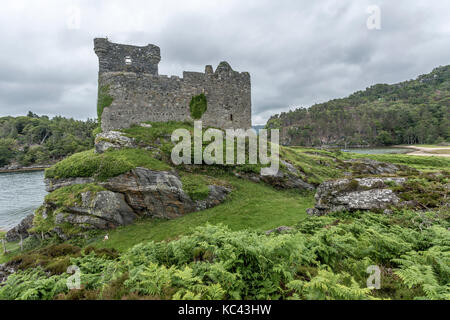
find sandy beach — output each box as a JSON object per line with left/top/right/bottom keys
{"left": 401, "top": 146, "right": 450, "bottom": 157}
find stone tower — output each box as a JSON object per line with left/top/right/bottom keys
{"left": 94, "top": 38, "right": 161, "bottom": 75}
{"left": 94, "top": 38, "right": 251, "bottom": 131}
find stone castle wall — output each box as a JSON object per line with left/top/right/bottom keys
{"left": 94, "top": 38, "right": 251, "bottom": 131}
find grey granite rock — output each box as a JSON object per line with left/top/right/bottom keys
{"left": 55, "top": 191, "right": 137, "bottom": 231}
{"left": 344, "top": 158, "right": 416, "bottom": 175}
{"left": 45, "top": 177, "right": 95, "bottom": 192}
{"left": 5, "top": 214, "right": 34, "bottom": 242}
{"left": 94, "top": 130, "right": 136, "bottom": 153}
{"left": 307, "top": 177, "right": 407, "bottom": 216}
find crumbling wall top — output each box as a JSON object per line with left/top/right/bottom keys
{"left": 94, "top": 38, "right": 161, "bottom": 75}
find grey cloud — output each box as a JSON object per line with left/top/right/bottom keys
{"left": 0, "top": 0, "right": 449, "bottom": 125}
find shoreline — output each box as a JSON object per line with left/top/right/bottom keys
{"left": 394, "top": 145, "right": 450, "bottom": 157}
{"left": 0, "top": 165, "right": 51, "bottom": 174}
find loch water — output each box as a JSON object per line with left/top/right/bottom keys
{"left": 0, "top": 171, "right": 47, "bottom": 231}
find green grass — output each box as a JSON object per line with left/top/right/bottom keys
{"left": 45, "top": 148, "right": 171, "bottom": 181}
{"left": 121, "top": 121, "right": 194, "bottom": 145}
{"left": 179, "top": 172, "right": 220, "bottom": 201}
{"left": 0, "top": 234, "right": 27, "bottom": 264}
{"left": 44, "top": 183, "right": 107, "bottom": 207}
{"left": 281, "top": 147, "right": 343, "bottom": 184}
{"left": 340, "top": 152, "right": 450, "bottom": 171}
{"left": 92, "top": 176, "right": 314, "bottom": 252}
{"left": 0, "top": 245, "right": 20, "bottom": 264}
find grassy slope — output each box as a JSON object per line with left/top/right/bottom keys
{"left": 0, "top": 135, "right": 448, "bottom": 299}
{"left": 0, "top": 231, "right": 22, "bottom": 263}
{"left": 2, "top": 122, "right": 448, "bottom": 264}
{"left": 45, "top": 148, "right": 171, "bottom": 181}
{"left": 93, "top": 176, "right": 314, "bottom": 252}
{"left": 341, "top": 151, "right": 450, "bottom": 171}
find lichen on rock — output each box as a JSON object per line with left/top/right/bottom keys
{"left": 307, "top": 177, "right": 407, "bottom": 216}
{"left": 95, "top": 130, "right": 136, "bottom": 153}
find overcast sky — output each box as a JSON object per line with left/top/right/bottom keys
{"left": 0, "top": 0, "right": 449, "bottom": 125}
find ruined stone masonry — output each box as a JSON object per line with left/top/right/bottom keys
{"left": 94, "top": 38, "right": 252, "bottom": 131}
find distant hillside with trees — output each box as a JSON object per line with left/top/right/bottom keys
{"left": 0, "top": 112, "right": 97, "bottom": 169}
{"left": 266, "top": 65, "right": 450, "bottom": 147}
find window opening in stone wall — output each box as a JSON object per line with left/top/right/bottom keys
{"left": 125, "top": 56, "right": 132, "bottom": 65}
{"left": 230, "top": 114, "right": 233, "bottom": 121}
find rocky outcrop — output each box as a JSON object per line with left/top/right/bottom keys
{"left": 343, "top": 158, "right": 416, "bottom": 175}
{"left": 307, "top": 177, "right": 407, "bottom": 216}
{"left": 0, "top": 263, "right": 15, "bottom": 285}
{"left": 5, "top": 214, "right": 34, "bottom": 242}
{"left": 265, "top": 226, "right": 293, "bottom": 235}
{"left": 234, "top": 161, "right": 314, "bottom": 191}
{"left": 260, "top": 169, "right": 314, "bottom": 191}
{"left": 100, "top": 168, "right": 230, "bottom": 219}
{"left": 40, "top": 167, "right": 230, "bottom": 238}
{"left": 94, "top": 131, "right": 136, "bottom": 153}
{"left": 195, "top": 185, "right": 231, "bottom": 211}
{"left": 45, "top": 177, "right": 95, "bottom": 192}
{"left": 55, "top": 191, "right": 138, "bottom": 232}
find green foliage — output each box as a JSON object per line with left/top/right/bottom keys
{"left": 122, "top": 121, "right": 194, "bottom": 145}
{"left": 6, "top": 243, "right": 81, "bottom": 277}
{"left": 376, "top": 130, "right": 394, "bottom": 146}
{"left": 268, "top": 65, "right": 450, "bottom": 146}
{"left": 0, "top": 114, "right": 97, "bottom": 167}
{"left": 0, "top": 268, "right": 69, "bottom": 300}
{"left": 0, "top": 138, "right": 16, "bottom": 166}
{"left": 288, "top": 268, "right": 373, "bottom": 300}
{"left": 2, "top": 120, "right": 449, "bottom": 301}
{"left": 180, "top": 173, "right": 212, "bottom": 201}
{"left": 189, "top": 93, "right": 207, "bottom": 120}
{"left": 91, "top": 176, "right": 313, "bottom": 252}
{"left": 1, "top": 208, "right": 449, "bottom": 300}
{"left": 281, "top": 147, "right": 343, "bottom": 184}
{"left": 0, "top": 248, "right": 119, "bottom": 300}
{"left": 92, "top": 126, "right": 102, "bottom": 136}
{"left": 121, "top": 224, "right": 314, "bottom": 299}
{"left": 45, "top": 148, "right": 171, "bottom": 181}
{"left": 97, "top": 85, "right": 113, "bottom": 120}
{"left": 340, "top": 151, "right": 450, "bottom": 171}
{"left": 392, "top": 176, "right": 449, "bottom": 208}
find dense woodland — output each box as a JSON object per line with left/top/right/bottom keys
{"left": 0, "top": 112, "right": 97, "bottom": 168}
{"left": 267, "top": 65, "right": 450, "bottom": 147}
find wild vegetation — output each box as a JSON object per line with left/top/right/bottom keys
{"left": 189, "top": 93, "right": 208, "bottom": 120}
{"left": 0, "top": 112, "right": 97, "bottom": 168}
{"left": 267, "top": 65, "right": 450, "bottom": 146}
{"left": 45, "top": 148, "right": 171, "bottom": 181}
{"left": 1, "top": 122, "right": 449, "bottom": 300}
{"left": 1, "top": 208, "right": 448, "bottom": 300}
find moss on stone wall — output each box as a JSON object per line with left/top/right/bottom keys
{"left": 97, "top": 85, "right": 114, "bottom": 121}
{"left": 189, "top": 93, "right": 207, "bottom": 120}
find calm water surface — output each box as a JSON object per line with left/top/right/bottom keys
{"left": 0, "top": 171, "right": 47, "bottom": 231}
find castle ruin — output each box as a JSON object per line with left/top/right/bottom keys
{"left": 94, "top": 38, "right": 252, "bottom": 131}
